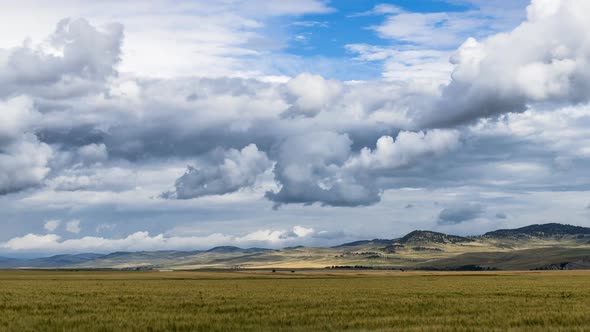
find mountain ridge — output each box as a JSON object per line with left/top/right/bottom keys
{"left": 483, "top": 223, "right": 590, "bottom": 238}
{"left": 1, "top": 223, "right": 590, "bottom": 270}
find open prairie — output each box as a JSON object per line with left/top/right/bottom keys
{"left": 0, "top": 270, "right": 589, "bottom": 331}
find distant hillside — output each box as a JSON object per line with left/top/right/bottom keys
{"left": 27, "top": 254, "right": 104, "bottom": 267}
{"left": 2, "top": 223, "right": 590, "bottom": 270}
{"left": 417, "top": 247, "right": 590, "bottom": 271}
{"left": 97, "top": 251, "right": 199, "bottom": 261}
{"left": 398, "top": 231, "right": 472, "bottom": 245}
{"left": 333, "top": 239, "right": 394, "bottom": 248}
{"left": 207, "top": 246, "right": 243, "bottom": 253}
{"left": 0, "top": 257, "right": 16, "bottom": 265}
{"left": 0, "top": 254, "right": 103, "bottom": 268}
{"left": 484, "top": 223, "right": 590, "bottom": 238}
{"left": 206, "top": 247, "right": 272, "bottom": 254}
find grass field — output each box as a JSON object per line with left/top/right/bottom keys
{"left": 0, "top": 270, "right": 589, "bottom": 331}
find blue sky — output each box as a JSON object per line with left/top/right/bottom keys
{"left": 1, "top": 0, "right": 590, "bottom": 256}
{"left": 286, "top": 0, "right": 473, "bottom": 57}
{"left": 254, "top": 0, "right": 527, "bottom": 80}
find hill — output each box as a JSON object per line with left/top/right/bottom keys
{"left": 0, "top": 254, "right": 103, "bottom": 268}
{"left": 206, "top": 246, "right": 273, "bottom": 254}
{"left": 1, "top": 223, "right": 590, "bottom": 270}
{"left": 484, "top": 223, "right": 590, "bottom": 238}
{"left": 333, "top": 239, "right": 394, "bottom": 248}
{"left": 27, "top": 253, "right": 104, "bottom": 267}
{"left": 398, "top": 231, "right": 472, "bottom": 245}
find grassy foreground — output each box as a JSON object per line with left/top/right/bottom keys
{"left": 0, "top": 270, "right": 589, "bottom": 331}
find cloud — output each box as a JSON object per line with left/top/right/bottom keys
{"left": 65, "top": 220, "right": 81, "bottom": 234}
{"left": 0, "top": 0, "right": 333, "bottom": 79}
{"left": 312, "top": 230, "right": 346, "bottom": 240}
{"left": 351, "top": 4, "right": 403, "bottom": 17}
{"left": 2, "top": 0, "right": 590, "bottom": 254}
{"left": 77, "top": 144, "right": 108, "bottom": 164}
{"left": 526, "top": 0, "right": 562, "bottom": 21}
{"left": 267, "top": 130, "right": 459, "bottom": 207}
{"left": 0, "top": 96, "right": 54, "bottom": 195}
{"left": 346, "top": 45, "right": 454, "bottom": 86}
{"left": 374, "top": 11, "right": 491, "bottom": 48}
{"left": 0, "top": 225, "right": 321, "bottom": 253}
{"left": 345, "top": 130, "right": 460, "bottom": 171}
{"left": 44, "top": 220, "right": 61, "bottom": 232}
{"left": 162, "top": 144, "right": 272, "bottom": 199}
{"left": 2, "top": 233, "right": 62, "bottom": 251}
{"left": 0, "top": 19, "right": 119, "bottom": 195}
{"left": 0, "top": 96, "right": 39, "bottom": 142}
{"left": 0, "top": 137, "right": 53, "bottom": 195}
{"left": 445, "top": 0, "right": 528, "bottom": 28}
{"left": 96, "top": 224, "right": 116, "bottom": 234}
{"left": 292, "top": 21, "right": 329, "bottom": 28}
{"left": 349, "top": 0, "right": 590, "bottom": 131}
{"left": 285, "top": 73, "right": 343, "bottom": 116}
{"left": 266, "top": 131, "right": 381, "bottom": 207}
{"left": 0, "top": 18, "right": 122, "bottom": 98}
{"left": 437, "top": 203, "right": 485, "bottom": 225}
{"left": 236, "top": 0, "right": 333, "bottom": 16}
{"left": 0, "top": 96, "right": 53, "bottom": 194}
{"left": 2, "top": 1, "right": 590, "bottom": 214}
{"left": 419, "top": 0, "right": 590, "bottom": 127}
{"left": 280, "top": 225, "right": 315, "bottom": 239}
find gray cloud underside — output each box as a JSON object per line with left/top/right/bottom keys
{"left": 437, "top": 203, "right": 485, "bottom": 225}
{"left": 2, "top": 0, "right": 590, "bottom": 208}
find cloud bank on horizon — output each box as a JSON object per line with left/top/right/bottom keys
{"left": 1, "top": 0, "right": 590, "bottom": 254}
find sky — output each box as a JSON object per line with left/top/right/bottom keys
{"left": 1, "top": 0, "right": 590, "bottom": 256}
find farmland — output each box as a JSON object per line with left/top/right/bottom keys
{"left": 0, "top": 270, "right": 589, "bottom": 331}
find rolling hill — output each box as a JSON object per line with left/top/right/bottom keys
{"left": 398, "top": 230, "right": 473, "bottom": 245}
{"left": 0, "top": 254, "right": 103, "bottom": 268}
{"left": 483, "top": 223, "right": 590, "bottom": 238}
{"left": 1, "top": 223, "right": 590, "bottom": 271}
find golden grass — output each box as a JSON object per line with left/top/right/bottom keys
{"left": 0, "top": 270, "right": 589, "bottom": 331}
